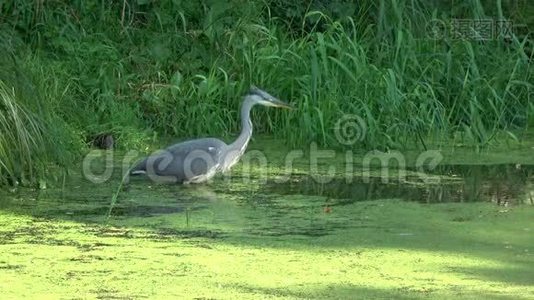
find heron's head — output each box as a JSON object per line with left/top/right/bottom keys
{"left": 246, "top": 86, "right": 293, "bottom": 109}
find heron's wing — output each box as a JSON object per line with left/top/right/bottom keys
{"left": 165, "top": 138, "right": 226, "bottom": 161}
{"left": 131, "top": 138, "right": 227, "bottom": 182}
{"left": 160, "top": 138, "right": 227, "bottom": 181}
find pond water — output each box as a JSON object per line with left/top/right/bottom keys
{"left": 1, "top": 162, "right": 532, "bottom": 237}
{"left": 1, "top": 156, "right": 534, "bottom": 298}
{"left": 264, "top": 164, "right": 534, "bottom": 205}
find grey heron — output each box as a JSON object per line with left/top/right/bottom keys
{"left": 129, "top": 86, "right": 292, "bottom": 183}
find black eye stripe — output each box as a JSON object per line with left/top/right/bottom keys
{"left": 248, "top": 88, "right": 268, "bottom": 99}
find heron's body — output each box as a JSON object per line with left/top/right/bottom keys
{"left": 129, "top": 87, "right": 290, "bottom": 184}
{"left": 130, "top": 138, "right": 227, "bottom": 183}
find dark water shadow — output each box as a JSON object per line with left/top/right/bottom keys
{"left": 456, "top": 265, "right": 534, "bottom": 286}
{"left": 225, "top": 282, "right": 517, "bottom": 299}
{"left": 255, "top": 164, "right": 534, "bottom": 205}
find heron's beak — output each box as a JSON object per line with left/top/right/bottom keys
{"left": 272, "top": 98, "right": 294, "bottom": 109}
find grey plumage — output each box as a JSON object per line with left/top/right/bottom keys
{"left": 130, "top": 86, "right": 292, "bottom": 184}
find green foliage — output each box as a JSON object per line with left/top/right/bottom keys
{"left": 0, "top": 0, "right": 533, "bottom": 186}
{"left": 0, "top": 80, "right": 44, "bottom": 186}
{"left": 0, "top": 37, "right": 80, "bottom": 187}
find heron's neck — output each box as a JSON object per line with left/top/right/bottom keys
{"left": 230, "top": 97, "right": 255, "bottom": 153}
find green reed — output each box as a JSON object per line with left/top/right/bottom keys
{"left": 0, "top": 0, "right": 532, "bottom": 186}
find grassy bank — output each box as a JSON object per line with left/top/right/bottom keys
{"left": 0, "top": 0, "right": 533, "bottom": 185}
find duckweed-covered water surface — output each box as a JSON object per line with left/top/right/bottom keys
{"left": 1, "top": 149, "right": 534, "bottom": 299}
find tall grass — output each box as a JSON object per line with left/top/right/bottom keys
{"left": 217, "top": 2, "right": 533, "bottom": 149}
{"left": 0, "top": 81, "right": 45, "bottom": 186}
{"left": 0, "top": 28, "right": 81, "bottom": 187}
{"left": 0, "top": 0, "right": 533, "bottom": 186}
{"left": 0, "top": 77, "right": 74, "bottom": 187}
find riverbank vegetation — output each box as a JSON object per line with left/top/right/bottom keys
{"left": 0, "top": 0, "right": 533, "bottom": 186}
